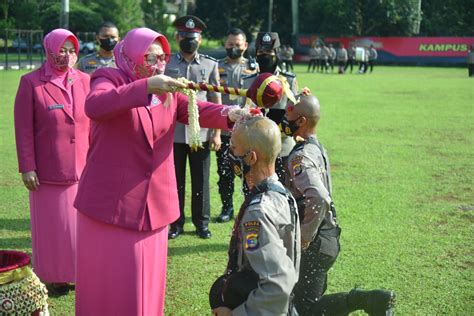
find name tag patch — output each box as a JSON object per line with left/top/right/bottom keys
{"left": 48, "top": 104, "right": 64, "bottom": 110}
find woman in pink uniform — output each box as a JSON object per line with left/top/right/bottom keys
{"left": 13, "top": 29, "right": 90, "bottom": 294}
{"left": 73, "top": 27, "right": 237, "bottom": 315}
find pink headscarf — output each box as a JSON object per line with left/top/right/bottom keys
{"left": 43, "top": 28, "right": 79, "bottom": 72}
{"left": 114, "top": 27, "right": 171, "bottom": 81}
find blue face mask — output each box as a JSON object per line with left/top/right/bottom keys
{"left": 227, "top": 149, "right": 251, "bottom": 178}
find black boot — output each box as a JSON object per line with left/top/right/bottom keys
{"left": 216, "top": 207, "right": 234, "bottom": 223}
{"left": 348, "top": 288, "right": 395, "bottom": 316}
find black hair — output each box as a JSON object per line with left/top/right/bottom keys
{"left": 98, "top": 21, "right": 118, "bottom": 34}
{"left": 227, "top": 28, "right": 246, "bottom": 41}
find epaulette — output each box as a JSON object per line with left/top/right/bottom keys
{"left": 248, "top": 194, "right": 263, "bottom": 206}
{"left": 200, "top": 54, "right": 218, "bottom": 62}
{"left": 280, "top": 71, "right": 296, "bottom": 78}
{"left": 242, "top": 72, "right": 258, "bottom": 80}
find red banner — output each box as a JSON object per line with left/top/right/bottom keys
{"left": 295, "top": 36, "right": 474, "bottom": 63}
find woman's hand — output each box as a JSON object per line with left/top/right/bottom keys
{"left": 22, "top": 171, "right": 40, "bottom": 191}
{"left": 147, "top": 75, "right": 186, "bottom": 95}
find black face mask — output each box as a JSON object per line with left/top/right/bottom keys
{"left": 179, "top": 38, "right": 199, "bottom": 54}
{"left": 227, "top": 149, "right": 251, "bottom": 178}
{"left": 99, "top": 38, "right": 117, "bottom": 52}
{"left": 256, "top": 54, "right": 278, "bottom": 73}
{"left": 279, "top": 116, "right": 301, "bottom": 136}
{"left": 226, "top": 47, "right": 244, "bottom": 59}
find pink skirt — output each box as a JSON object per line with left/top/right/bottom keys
{"left": 29, "top": 183, "right": 77, "bottom": 283}
{"left": 76, "top": 212, "right": 168, "bottom": 316}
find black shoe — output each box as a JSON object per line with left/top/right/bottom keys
{"left": 216, "top": 207, "right": 234, "bottom": 223}
{"left": 168, "top": 226, "right": 183, "bottom": 239}
{"left": 349, "top": 288, "right": 396, "bottom": 316}
{"left": 196, "top": 227, "right": 212, "bottom": 239}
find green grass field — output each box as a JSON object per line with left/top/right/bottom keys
{"left": 0, "top": 65, "right": 473, "bottom": 315}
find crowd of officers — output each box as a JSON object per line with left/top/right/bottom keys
{"left": 77, "top": 16, "right": 393, "bottom": 315}
{"left": 308, "top": 42, "right": 378, "bottom": 74}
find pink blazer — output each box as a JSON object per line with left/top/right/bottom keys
{"left": 74, "top": 68, "right": 232, "bottom": 231}
{"left": 14, "top": 65, "right": 90, "bottom": 184}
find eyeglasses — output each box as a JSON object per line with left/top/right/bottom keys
{"left": 144, "top": 53, "right": 169, "bottom": 65}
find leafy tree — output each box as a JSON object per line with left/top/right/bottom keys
{"left": 141, "top": 0, "right": 168, "bottom": 33}
{"left": 40, "top": 1, "right": 102, "bottom": 34}
{"left": 86, "top": 0, "right": 144, "bottom": 33}
{"left": 420, "top": 0, "right": 474, "bottom": 36}
{"left": 300, "top": 0, "right": 419, "bottom": 37}
{"left": 194, "top": 0, "right": 267, "bottom": 42}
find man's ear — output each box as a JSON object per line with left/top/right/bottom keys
{"left": 298, "top": 116, "right": 308, "bottom": 127}
{"left": 248, "top": 151, "right": 257, "bottom": 165}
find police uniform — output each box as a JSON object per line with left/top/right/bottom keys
{"left": 77, "top": 52, "right": 116, "bottom": 74}
{"left": 328, "top": 45, "right": 337, "bottom": 72}
{"left": 345, "top": 45, "right": 356, "bottom": 73}
{"left": 307, "top": 46, "right": 318, "bottom": 72}
{"left": 321, "top": 46, "right": 330, "bottom": 73}
{"left": 468, "top": 46, "right": 474, "bottom": 77}
{"left": 314, "top": 46, "right": 322, "bottom": 72}
{"left": 216, "top": 57, "right": 254, "bottom": 217}
{"left": 368, "top": 47, "right": 378, "bottom": 73}
{"left": 337, "top": 46, "right": 348, "bottom": 73}
{"left": 210, "top": 174, "right": 301, "bottom": 315}
{"left": 165, "top": 15, "right": 221, "bottom": 237}
{"left": 285, "top": 136, "right": 341, "bottom": 315}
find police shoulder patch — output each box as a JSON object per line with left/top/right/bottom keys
{"left": 244, "top": 220, "right": 261, "bottom": 250}
{"left": 291, "top": 155, "right": 304, "bottom": 176}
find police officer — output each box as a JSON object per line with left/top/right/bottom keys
{"left": 242, "top": 32, "right": 298, "bottom": 183}
{"left": 77, "top": 21, "right": 119, "bottom": 74}
{"left": 165, "top": 15, "right": 221, "bottom": 239}
{"left": 337, "top": 43, "right": 348, "bottom": 74}
{"left": 328, "top": 43, "right": 336, "bottom": 73}
{"left": 282, "top": 93, "right": 395, "bottom": 316}
{"left": 359, "top": 47, "right": 370, "bottom": 74}
{"left": 344, "top": 43, "right": 356, "bottom": 73}
{"left": 368, "top": 44, "right": 378, "bottom": 73}
{"left": 210, "top": 116, "right": 300, "bottom": 316}
{"left": 215, "top": 28, "right": 255, "bottom": 223}
{"left": 321, "top": 44, "right": 330, "bottom": 73}
{"left": 307, "top": 42, "right": 318, "bottom": 73}
{"left": 468, "top": 44, "right": 474, "bottom": 77}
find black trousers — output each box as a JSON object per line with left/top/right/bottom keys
{"left": 328, "top": 59, "right": 335, "bottom": 72}
{"left": 338, "top": 61, "right": 346, "bottom": 73}
{"left": 359, "top": 61, "right": 368, "bottom": 73}
{"left": 216, "top": 135, "right": 234, "bottom": 210}
{"left": 172, "top": 142, "right": 210, "bottom": 230}
{"left": 293, "top": 230, "right": 341, "bottom": 316}
{"left": 368, "top": 60, "right": 375, "bottom": 72}
{"left": 307, "top": 59, "right": 317, "bottom": 72}
{"left": 469, "top": 64, "right": 474, "bottom": 77}
{"left": 344, "top": 58, "right": 354, "bottom": 73}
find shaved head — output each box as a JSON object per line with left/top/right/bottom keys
{"left": 233, "top": 116, "right": 281, "bottom": 164}
{"left": 286, "top": 94, "right": 321, "bottom": 128}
